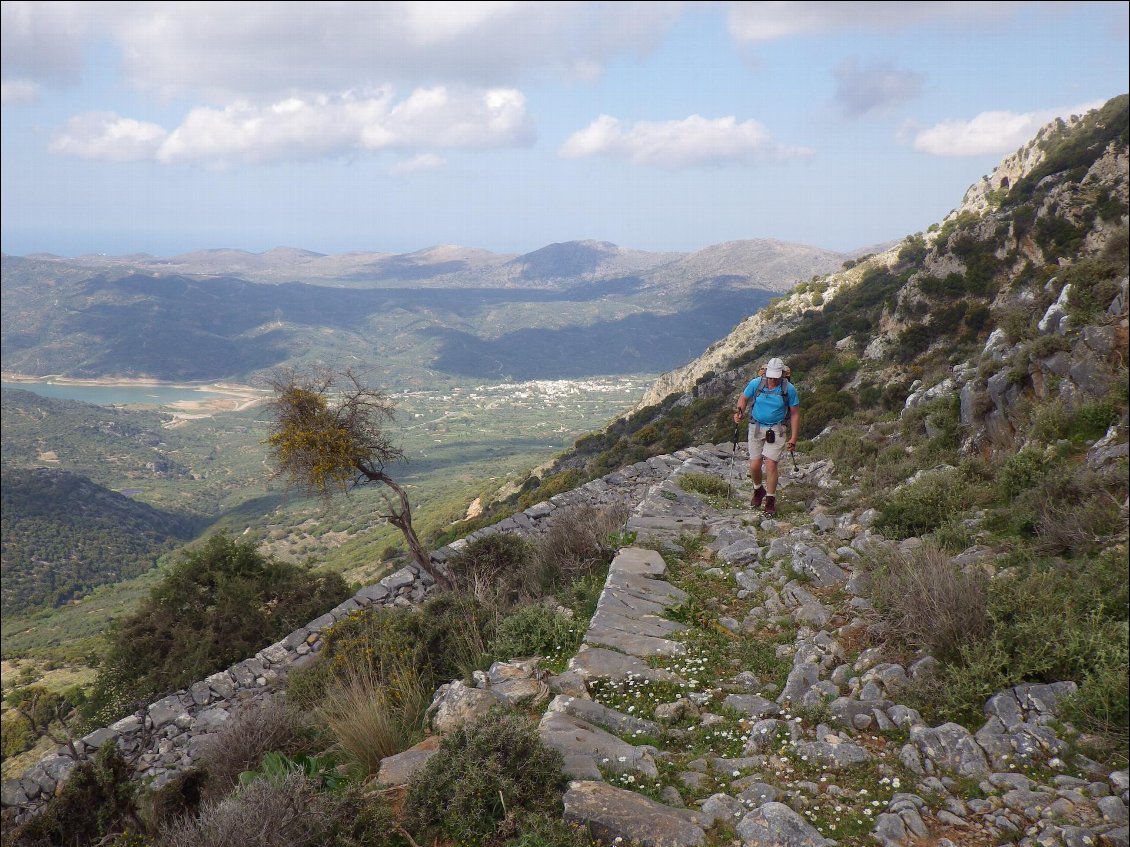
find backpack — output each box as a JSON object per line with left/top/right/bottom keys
{"left": 750, "top": 365, "right": 793, "bottom": 419}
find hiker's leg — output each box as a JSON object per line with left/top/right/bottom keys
{"left": 764, "top": 458, "right": 779, "bottom": 495}
{"left": 749, "top": 456, "right": 763, "bottom": 487}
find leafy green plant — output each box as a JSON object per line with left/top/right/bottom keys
{"left": 239, "top": 751, "right": 348, "bottom": 791}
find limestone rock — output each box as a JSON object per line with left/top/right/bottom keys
{"left": 563, "top": 780, "right": 705, "bottom": 847}
{"left": 736, "top": 801, "right": 833, "bottom": 846}
{"left": 427, "top": 681, "right": 509, "bottom": 733}
{"left": 376, "top": 736, "right": 442, "bottom": 786}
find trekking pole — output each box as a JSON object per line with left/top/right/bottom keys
{"left": 789, "top": 442, "right": 798, "bottom": 473}
{"left": 727, "top": 422, "right": 740, "bottom": 499}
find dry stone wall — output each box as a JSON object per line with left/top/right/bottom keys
{"left": 1, "top": 451, "right": 692, "bottom": 819}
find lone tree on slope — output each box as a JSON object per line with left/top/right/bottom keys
{"left": 263, "top": 366, "right": 451, "bottom": 590}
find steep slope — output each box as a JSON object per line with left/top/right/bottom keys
{"left": 470, "top": 95, "right": 1127, "bottom": 521}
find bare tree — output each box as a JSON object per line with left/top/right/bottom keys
{"left": 263, "top": 366, "right": 451, "bottom": 589}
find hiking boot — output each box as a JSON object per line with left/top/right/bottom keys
{"left": 764, "top": 495, "right": 777, "bottom": 517}
{"left": 752, "top": 485, "right": 766, "bottom": 508}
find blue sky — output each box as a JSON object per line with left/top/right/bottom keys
{"left": 2, "top": 1, "right": 1127, "bottom": 258}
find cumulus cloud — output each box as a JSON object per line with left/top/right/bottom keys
{"left": 728, "top": 1, "right": 1027, "bottom": 42}
{"left": 390, "top": 153, "right": 447, "bottom": 175}
{"left": 103, "top": 2, "right": 682, "bottom": 99}
{"left": 1, "top": 79, "right": 39, "bottom": 105}
{"left": 833, "top": 59, "right": 922, "bottom": 117}
{"left": 50, "top": 87, "right": 533, "bottom": 165}
{"left": 912, "top": 101, "right": 1103, "bottom": 156}
{"left": 48, "top": 111, "right": 168, "bottom": 161}
{"left": 559, "top": 114, "right": 812, "bottom": 168}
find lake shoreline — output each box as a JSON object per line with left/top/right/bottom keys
{"left": 1, "top": 373, "right": 267, "bottom": 420}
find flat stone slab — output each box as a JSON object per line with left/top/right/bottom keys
{"left": 626, "top": 516, "right": 709, "bottom": 538}
{"left": 585, "top": 624, "right": 686, "bottom": 658}
{"left": 604, "top": 571, "right": 689, "bottom": 607}
{"left": 598, "top": 588, "right": 673, "bottom": 617}
{"left": 569, "top": 646, "right": 686, "bottom": 685}
{"left": 614, "top": 547, "right": 669, "bottom": 577}
{"left": 376, "top": 736, "right": 441, "bottom": 786}
{"left": 547, "top": 695, "right": 662, "bottom": 739}
{"left": 723, "top": 694, "right": 781, "bottom": 719}
{"left": 590, "top": 608, "right": 687, "bottom": 638}
{"left": 539, "top": 712, "right": 659, "bottom": 779}
{"left": 563, "top": 780, "right": 706, "bottom": 847}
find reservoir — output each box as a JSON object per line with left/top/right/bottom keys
{"left": 1, "top": 382, "right": 229, "bottom": 407}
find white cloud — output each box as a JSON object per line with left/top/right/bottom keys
{"left": 390, "top": 153, "right": 447, "bottom": 175}
{"left": 1, "top": 79, "right": 39, "bottom": 105}
{"left": 48, "top": 112, "right": 168, "bottom": 162}
{"left": 912, "top": 102, "right": 1103, "bottom": 156}
{"left": 51, "top": 87, "right": 533, "bottom": 165}
{"left": 833, "top": 59, "right": 922, "bottom": 117}
{"left": 728, "top": 1, "right": 1029, "bottom": 42}
{"left": 559, "top": 114, "right": 812, "bottom": 168}
{"left": 105, "top": 2, "right": 682, "bottom": 99}
{"left": 1, "top": 1, "right": 98, "bottom": 86}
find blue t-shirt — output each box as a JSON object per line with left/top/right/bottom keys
{"left": 743, "top": 377, "right": 799, "bottom": 426}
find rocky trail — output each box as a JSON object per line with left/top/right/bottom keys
{"left": 409, "top": 445, "right": 1129, "bottom": 847}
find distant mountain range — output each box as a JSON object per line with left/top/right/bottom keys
{"left": 2, "top": 238, "right": 863, "bottom": 383}
{"left": 17, "top": 237, "right": 852, "bottom": 290}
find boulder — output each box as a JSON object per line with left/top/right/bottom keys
{"left": 427, "top": 681, "right": 508, "bottom": 733}
{"left": 736, "top": 801, "right": 833, "bottom": 846}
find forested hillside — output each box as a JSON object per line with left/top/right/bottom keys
{"left": 0, "top": 468, "right": 200, "bottom": 614}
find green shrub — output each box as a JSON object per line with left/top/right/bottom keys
{"left": 405, "top": 710, "right": 566, "bottom": 845}
{"left": 905, "top": 550, "right": 1129, "bottom": 731}
{"left": 501, "top": 813, "right": 597, "bottom": 847}
{"left": 288, "top": 594, "right": 496, "bottom": 711}
{"left": 490, "top": 603, "right": 582, "bottom": 665}
{"left": 159, "top": 773, "right": 397, "bottom": 847}
{"left": 870, "top": 543, "right": 990, "bottom": 662}
{"left": 997, "top": 449, "right": 1051, "bottom": 499}
{"left": 518, "top": 470, "right": 585, "bottom": 510}
{"left": 678, "top": 472, "right": 730, "bottom": 498}
{"left": 84, "top": 535, "right": 349, "bottom": 726}
{"left": 6, "top": 742, "right": 141, "bottom": 847}
{"left": 876, "top": 468, "right": 965, "bottom": 538}
{"left": 448, "top": 533, "right": 550, "bottom": 606}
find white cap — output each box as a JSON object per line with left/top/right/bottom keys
{"left": 765, "top": 357, "right": 785, "bottom": 378}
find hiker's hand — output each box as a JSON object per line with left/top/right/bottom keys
{"left": 733, "top": 410, "right": 743, "bottom": 424}
{"left": 787, "top": 439, "right": 796, "bottom": 451}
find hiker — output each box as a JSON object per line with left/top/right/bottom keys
{"left": 733, "top": 357, "right": 800, "bottom": 517}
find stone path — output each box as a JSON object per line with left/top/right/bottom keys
{"left": 525, "top": 444, "right": 1130, "bottom": 847}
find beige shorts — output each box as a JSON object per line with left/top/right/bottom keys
{"left": 748, "top": 422, "right": 787, "bottom": 462}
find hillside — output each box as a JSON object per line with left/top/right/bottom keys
{"left": 0, "top": 468, "right": 199, "bottom": 614}
{"left": 493, "top": 95, "right": 1128, "bottom": 487}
